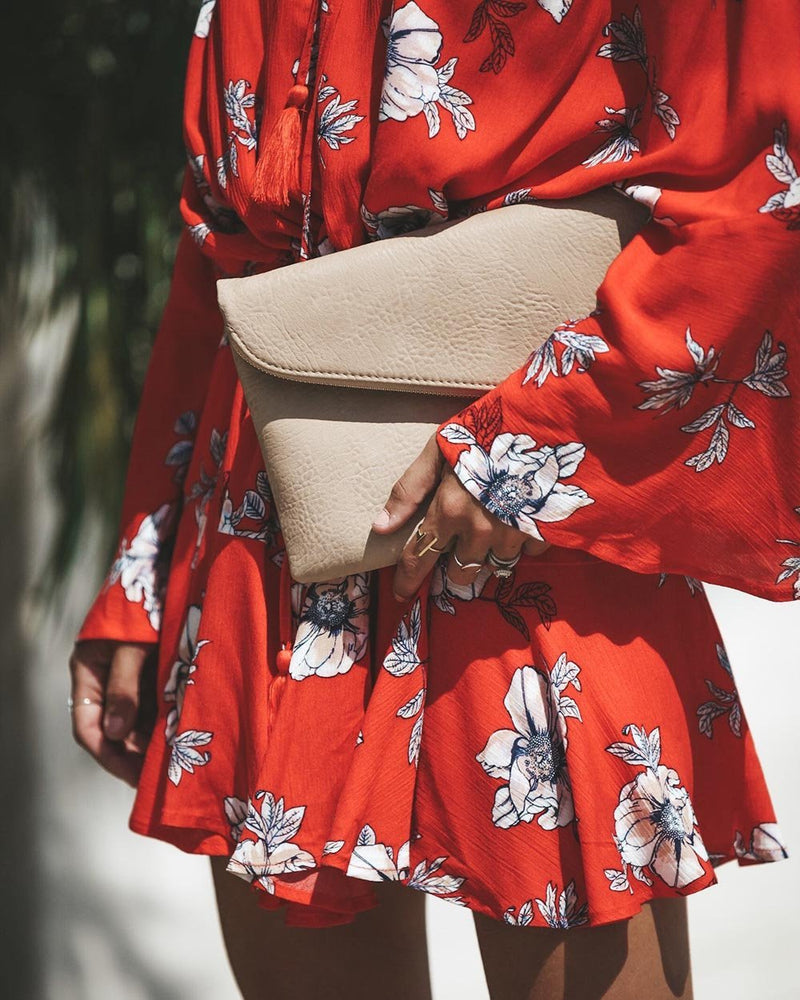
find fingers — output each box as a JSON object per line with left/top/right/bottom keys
{"left": 69, "top": 639, "right": 156, "bottom": 788}
{"left": 393, "top": 507, "right": 455, "bottom": 601}
{"left": 104, "top": 643, "right": 150, "bottom": 742}
{"left": 372, "top": 434, "right": 444, "bottom": 534}
{"left": 391, "top": 462, "right": 554, "bottom": 600}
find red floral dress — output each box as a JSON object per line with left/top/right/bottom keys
{"left": 76, "top": 0, "right": 797, "bottom": 929}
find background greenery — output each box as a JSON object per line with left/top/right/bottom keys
{"left": 2, "top": 0, "right": 199, "bottom": 599}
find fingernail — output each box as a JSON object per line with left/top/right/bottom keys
{"left": 104, "top": 715, "right": 126, "bottom": 740}
{"left": 372, "top": 509, "right": 391, "bottom": 530}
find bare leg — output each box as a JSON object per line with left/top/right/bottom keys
{"left": 474, "top": 897, "right": 693, "bottom": 1000}
{"left": 209, "top": 857, "right": 432, "bottom": 1000}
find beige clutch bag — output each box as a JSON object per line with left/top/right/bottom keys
{"left": 216, "top": 189, "right": 648, "bottom": 583}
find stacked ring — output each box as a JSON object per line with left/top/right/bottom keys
{"left": 486, "top": 550, "right": 522, "bottom": 579}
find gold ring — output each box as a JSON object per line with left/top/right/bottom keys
{"left": 413, "top": 518, "right": 427, "bottom": 542}
{"left": 67, "top": 696, "right": 104, "bottom": 711}
{"left": 417, "top": 535, "right": 448, "bottom": 557}
{"left": 452, "top": 552, "right": 485, "bottom": 572}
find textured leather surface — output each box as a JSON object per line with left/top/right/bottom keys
{"left": 218, "top": 189, "right": 649, "bottom": 396}
{"left": 220, "top": 190, "right": 649, "bottom": 582}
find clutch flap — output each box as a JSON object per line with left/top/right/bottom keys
{"left": 217, "top": 189, "right": 649, "bottom": 396}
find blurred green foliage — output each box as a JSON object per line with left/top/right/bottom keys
{"left": 1, "top": 1, "right": 199, "bottom": 597}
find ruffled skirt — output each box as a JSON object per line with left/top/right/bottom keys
{"left": 129, "top": 342, "right": 789, "bottom": 929}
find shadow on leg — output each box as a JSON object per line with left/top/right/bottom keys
{"left": 474, "top": 896, "right": 693, "bottom": 1000}
{"left": 209, "top": 856, "right": 432, "bottom": 1000}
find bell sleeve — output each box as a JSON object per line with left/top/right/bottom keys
{"left": 75, "top": 225, "right": 225, "bottom": 643}
{"left": 436, "top": 144, "right": 800, "bottom": 601}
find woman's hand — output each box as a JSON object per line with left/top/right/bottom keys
{"left": 69, "top": 639, "right": 158, "bottom": 787}
{"left": 372, "top": 434, "right": 550, "bottom": 601}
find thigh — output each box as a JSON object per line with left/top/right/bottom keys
{"left": 209, "top": 857, "right": 432, "bottom": 1000}
{"left": 474, "top": 897, "right": 693, "bottom": 1000}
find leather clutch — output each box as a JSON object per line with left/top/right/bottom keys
{"left": 216, "top": 188, "right": 648, "bottom": 583}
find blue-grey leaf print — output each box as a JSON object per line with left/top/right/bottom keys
{"left": 535, "top": 879, "right": 589, "bottom": 928}
{"left": 776, "top": 506, "right": 800, "bottom": 598}
{"left": 167, "top": 729, "right": 212, "bottom": 786}
{"left": 228, "top": 791, "right": 317, "bottom": 891}
{"left": 163, "top": 603, "right": 210, "bottom": 744}
{"left": 696, "top": 643, "right": 742, "bottom": 739}
{"left": 383, "top": 597, "right": 423, "bottom": 676}
{"left": 759, "top": 121, "right": 800, "bottom": 229}
{"left": 638, "top": 326, "right": 788, "bottom": 473}
{"left": 523, "top": 320, "right": 609, "bottom": 387}
{"left": 316, "top": 75, "right": 365, "bottom": 161}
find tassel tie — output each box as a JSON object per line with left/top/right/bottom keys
{"left": 251, "top": 0, "right": 320, "bottom": 209}
{"left": 251, "top": 83, "right": 310, "bottom": 208}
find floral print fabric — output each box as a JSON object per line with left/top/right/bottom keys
{"left": 76, "top": 0, "right": 793, "bottom": 928}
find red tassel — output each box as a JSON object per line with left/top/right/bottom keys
{"left": 251, "top": 83, "right": 309, "bottom": 208}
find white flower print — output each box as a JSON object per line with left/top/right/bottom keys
{"left": 346, "top": 826, "right": 466, "bottom": 902}
{"left": 106, "top": 501, "right": 177, "bottom": 631}
{"left": 759, "top": 121, "right": 800, "bottom": 228}
{"left": 476, "top": 659, "right": 582, "bottom": 830}
{"left": 346, "top": 824, "right": 410, "bottom": 882}
{"left": 696, "top": 643, "right": 742, "bottom": 740}
{"left": 733, "top": 823, "right": 789, "bottom": 862}
{"left": 605, "top": 724, "right": 709, "bottom": 891}
{"left": 380, "top": 2, "right": 475, "bottom": 140}
{"left": 537, "top": 0, "right": 572, "bottom": 23}
{"left": 227, "top": 791, "right": 317, "bottom": 892}
{"left": 523, "top": 320, "right": 609, "bottom": 388}
{"left": 288, "top": 574, "right": 371, "bottom": 680}
{"left": 582, "top": 106, "right": 641, "bottom": 168}
{"left": 613, "top": 182, "right": 678, "bottom": 226}
{"left": 383, "top": 598, "right": 423, "bottom": 676}
{"left": 163, "top": 603, "right": 210, "bottom": 743}
{"left": 439, "top": 424, "right": 593, "bottom": 542}
{"left": 316, "top": 77, "right": 365, "bottom": 161}
{"left": 167, "top": 730, "right": 213, "bottom": 786}
{"left": 194, "top": 0, "right": 216, "bottom": 39}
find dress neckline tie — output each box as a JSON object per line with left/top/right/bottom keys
{"left": 251, "top": 0, "right": 320, "bottom": 209}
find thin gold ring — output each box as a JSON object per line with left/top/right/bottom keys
{"left": 417, "top": 535, "right": 449, "bottom": 557}
{"left": 452, "top": 552, "right": 485, "bottom": 572}
{"left": 67, "top": 696, "right": 104, "bottom": 711}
